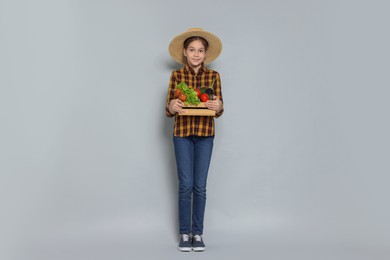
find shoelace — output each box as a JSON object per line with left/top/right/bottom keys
{"left": 181, "top": 234, "right": 190, "bottom": 242}
{"left": 193, "top": 235, "right": 202, "bottom": 242}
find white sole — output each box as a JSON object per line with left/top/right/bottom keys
{"left": 193, "top": 247, "right": 206, "bottom": 252}
{"left": 178, "top": 247, "right": 192, "bottom": 252}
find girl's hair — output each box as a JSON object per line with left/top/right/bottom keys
{"left": 183, "top": 36, "right": 209, "bottom": 51}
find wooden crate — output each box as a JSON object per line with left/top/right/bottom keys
{"left": 179, "top": 103, "right": 216, "bottom": 116}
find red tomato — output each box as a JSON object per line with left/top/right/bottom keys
{"left": 179, "top": 93, "right": 187, "bottom": 102}
{"left": 195, "top": 89, "right": 201, "bottom": 97}
{"left": 174, "top": 89, "right": 182, "bottom": 98}
{"left": 200, "top": 93, "right": 209, "bottom": 102}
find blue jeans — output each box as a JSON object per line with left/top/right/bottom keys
{"left": 173, "top": 135, "right": 214, "bottom": 235}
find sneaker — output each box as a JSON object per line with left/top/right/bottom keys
{"left": 192, "top": 234, "right": 206, "bottom": 252}
{"left": 178, "top": 234, "right": 192, "bottom": 252}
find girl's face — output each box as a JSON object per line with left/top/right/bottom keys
{"left": 183, "top": 40, "right": 207, "bottom": 70}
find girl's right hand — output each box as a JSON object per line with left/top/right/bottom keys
{"left": 169, "top": 99, "right": 184, "bottom": 114}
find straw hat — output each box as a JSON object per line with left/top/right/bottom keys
{"left": 168, "top": 28, "right": 222, "bottom": 65}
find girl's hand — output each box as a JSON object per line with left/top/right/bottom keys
{"left": 169, "top": 99, "right": 184, "bottom": 114}
{"left": 205, "top": 96, "right": 223, "bottom": 112}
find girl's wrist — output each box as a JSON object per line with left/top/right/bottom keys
{"left": 169, "top": 99, "right": 177, "bottom": 114}
{"left": 217, "top": 100, "right": 223, "bottom": 112}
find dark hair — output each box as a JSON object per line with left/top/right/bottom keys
{"left": 183, "top": 36, "right": 209, "bottom": 51}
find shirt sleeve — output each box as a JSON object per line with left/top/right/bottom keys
{"left": 166, "top": 71, "right": 177, "bottom": 118}
{"left": 214, "top": 72, "right": 224, "bottom": 118}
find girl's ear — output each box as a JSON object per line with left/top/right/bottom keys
{"left": 183, "top": 49, "right": 187, "bottom": 57}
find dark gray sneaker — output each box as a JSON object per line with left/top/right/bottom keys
{"left": 178, "top": 234, "right": 192, "bottom": 252}
{"left": 192, "top": 235, "right": 206, "bottom": 252}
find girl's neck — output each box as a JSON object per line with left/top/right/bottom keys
{"left": 188, "top": 63, "right": 202, "bottom": 74}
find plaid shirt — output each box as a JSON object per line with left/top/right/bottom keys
{"left": 165, "top": 64, "right": 224, "bottom": 137}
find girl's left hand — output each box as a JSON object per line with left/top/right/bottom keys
{"left": 205, "top": 96, "right": 223, "bottom": 112}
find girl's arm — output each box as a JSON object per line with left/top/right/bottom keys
{"left": 214, "top": 72, "right": 224, "bottom": 118}
{"left": 166, "top": 72, "right": 178, "bottom": 117}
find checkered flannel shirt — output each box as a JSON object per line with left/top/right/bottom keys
{"left": 165, "top": 64, "right": 224, "bottom": 137}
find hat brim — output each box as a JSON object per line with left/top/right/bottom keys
{"left": 168, "top": 29, "right": 222, "bottom": 65}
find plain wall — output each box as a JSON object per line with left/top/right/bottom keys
{"left": 1, "top": 0, "right": 389, "bottom": 259}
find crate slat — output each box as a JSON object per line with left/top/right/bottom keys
{"left": 178, "top": 103, "right": 216, "bottom": 116}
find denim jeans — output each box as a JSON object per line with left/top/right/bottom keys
{"left": 173, "top": 135, "right": 214, "bottom": 235}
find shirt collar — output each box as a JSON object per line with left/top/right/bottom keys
{"left": 185, "top": 63, "right": 207, "bottom": 75}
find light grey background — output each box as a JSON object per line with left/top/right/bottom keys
{"left": 1, "top": 0, "right": 389, "bottom": 259}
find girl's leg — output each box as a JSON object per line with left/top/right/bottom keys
{"left": 173, "top": 136, "right": 194, "bottom": 235}
{"left": 192, "top": 136, "right": 214, "bottom": 235}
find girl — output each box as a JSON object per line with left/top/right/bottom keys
{"left": 165, "top": 28, "right": 224, "bottom": 252}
